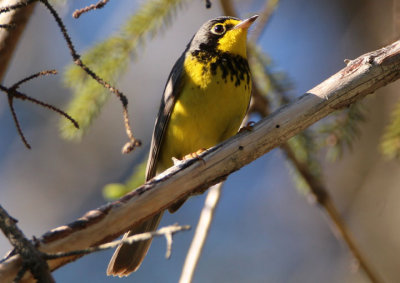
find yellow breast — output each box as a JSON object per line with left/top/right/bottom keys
{"left": 157, "top": 51, "right": 251, "bottom": 171}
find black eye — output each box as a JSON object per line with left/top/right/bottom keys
{"left": 211, "top": 24, "right": 226, "bottom": 35}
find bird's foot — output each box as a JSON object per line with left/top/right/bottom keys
{"left": 172, "top": 148, "right": 207, "bottom": 166}
{"left": 238, "top": 121, "right": 255, "bottom": 133}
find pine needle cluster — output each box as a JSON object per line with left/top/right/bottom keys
{"left": 61, "top": 0, "right": 188, "bottom": 140}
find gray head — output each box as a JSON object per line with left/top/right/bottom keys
{"left": 187, "top": 15, "right": 258, "bottom": 56}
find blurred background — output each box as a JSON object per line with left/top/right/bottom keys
{"left": 1, "top": 0, "right": 399, "bottom": 282}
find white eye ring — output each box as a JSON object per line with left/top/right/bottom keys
{"left": 211, "top": 24, "right": 226, "bottom": 35}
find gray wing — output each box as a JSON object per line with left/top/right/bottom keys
{"left": 145, "top": 53, "right": 186, "bottom": 181}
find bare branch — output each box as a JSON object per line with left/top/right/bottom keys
{"left": 0, "top": 71, "right": 79, "bottom": 149}
{"left": 6, "top": 92, "right": 31, "bottom": 149}
{"left": 11, "top": 69, "right": 57, "bottom": 89}
{"left": 280, "top": 142, "right": 383, "bottom": 282}
{"left": 1, "top": 39, "right": 400, "bottom": 283}
{"left": 44, "top": 224, "right": 189, "bottom": 260}
{"left": 37, "top": 0, "right": 141, "bottom": 152}
{"left": 0, "top": 0, "right": 141, "bottom": 151}
{"left": 179, "top": 184, "right": 222, "bottom": 283}
{"left": 12, "top": 90, "right": 79, "bottom": 129}
{"left": 0, "top": 205, "right": 54, "bottom": 282}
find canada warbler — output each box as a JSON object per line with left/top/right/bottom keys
{"left": 107, "top": 15, "right": 258, "bottom": 276}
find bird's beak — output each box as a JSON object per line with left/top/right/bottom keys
{"left": 233, "top": 15, "right": 258, "bottom": 30}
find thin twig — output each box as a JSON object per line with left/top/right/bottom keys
{"left": 38, "top": 0, "right": 141, "bottom": 153}
{"left": 2, "top": 0, "right": 141, "bottom": 151}
{"left": 179, "top": 184, "right": 222, "bottom": 283}
{"left": 324, "top": 200, "right": 381, "bottom": 282}
{"left": 0, "top": 205, "right": 54, "bottom": 282}
{"left": 0, "top": 70, "right": 79, "bottom": 148}
{"left": 72, "top": 0, "right": 110, "bottom": 19}
{"left": 13, "top": 90, "right": 79, "bottom": 129}
{"left": 44, "top": 224, "right": 190, "bottom": 260}
{"left": 281, "top": 143, "right": 382, "bottom": 282}
{"left": 6, "top": 94, "right": 31, "bottom": 149}
{"left": 11, "top": 69, "right": 57, "bottom": 89}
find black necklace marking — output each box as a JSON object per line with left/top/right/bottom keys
{"left": 191, "top": 50, "right": 251, "bottom": 87}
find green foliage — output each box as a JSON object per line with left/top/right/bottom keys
{"left": 380, "top": 100, "right": 400, "bottom": 159}
{"left": 61, "top": 0, "right": 188, "bottom": 140}
{"left": 317, "top": 103, "right": 366, "bottom": 161}
{"left": 103, "top": 156, "right": 148, "bottom": 200}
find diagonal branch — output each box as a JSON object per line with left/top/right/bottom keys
{"left": 179, "top": 184, "right": 223, "bottom": 283}
{"left": 1, "top": 39, "right": 400, "bottom": 283}
{"left": 6, "top": 93, "right": 31, "bottom": 148}
{"left": 280, "top": 143, "right": 382, "bottom": 282}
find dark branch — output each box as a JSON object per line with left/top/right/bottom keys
{"left": 0, "top": 0, "right": 140, "bottom": 152}
{"left": 0, "top": 70, "right": 79, "bottom": 149}
{"left": 11, "top": 69, "right": 57, "bottom": 89}
{"left": 38, "top": 0, "right": 141, "bottom": 152}
{"left": 0, "top": 205, "right": 54, "bottom": 282}
{"left": 13, "top": 90, "right": 80, "bottom": 129}
{"left": 6, "top": 94, "right": 31, "bottom": 149}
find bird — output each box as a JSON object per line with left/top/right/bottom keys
{"left": 107, "top": 15, "right": 258, "bottom": 277}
